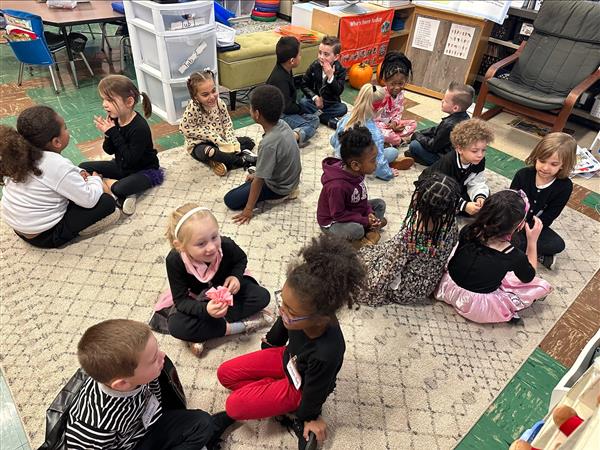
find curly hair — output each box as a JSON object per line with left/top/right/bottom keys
{"left": 378, "top": 51, "right": 412, "bottom": 83}
{"left": 525, "top": 132, "right": 577, "bottom": 179}
{"left": 0, "top": 105, "right": 62, "bottom": 184}
{"left": 250, "top": 85, "right": 284, "bottom": 124}
{"left": 339, "top": 124, "right": 373, "bottom": 162}
{"left": 286, "top": 234, "right": 366, "bottom": 313}
{"left": 462, "top": 190, "right": 526, "bottom": 244}
{"left": 450, "top": 118, "right": 494, "bottom": 150}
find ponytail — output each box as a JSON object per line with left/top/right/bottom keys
{"left": 98, "top": 75, "right": 152, "bottom": 118}
{"left": 345, "top": 84, "right": 385, "bottom": 129}
{"left": 140, "top": 92, "right": 152, "bottom": 118}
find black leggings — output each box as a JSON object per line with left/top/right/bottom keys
{"left": 511, "top": 227, "right": 566, "bottom": 257}
{"left": 20, "top": 193, "right": 116, "bottom": 248}
{"left": 79, "top": 160, "right": 153, "bottom": 199}
{"left": 168, "top": 277, "right": 270, "bottom": 343}
{"left": 191, "top": 143, "right": 245, "bottom": 170}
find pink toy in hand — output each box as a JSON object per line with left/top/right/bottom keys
{"left": 205, "top": 286, "right": 234, "bottom": 306}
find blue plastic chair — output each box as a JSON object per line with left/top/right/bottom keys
{"left": 1, "top": 9, "right": 93, "bottom": 94}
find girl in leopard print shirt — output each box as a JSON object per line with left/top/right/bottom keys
{"left": 179, "top": 70, "right": 256, "bottom": 176}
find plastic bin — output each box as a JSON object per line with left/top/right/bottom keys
{"left": 160, "top": 26, "right": 217, "bottom": 79}
{"left": 124, "top": 0, "right": 214, "bottom": 35}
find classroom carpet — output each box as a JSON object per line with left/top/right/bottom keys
{"left": 1, "top": 122, "right": 599, "bottom": 450}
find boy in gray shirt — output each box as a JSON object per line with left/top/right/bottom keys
{"left": 224, "top": 85, "right": 302, "bottom": 224}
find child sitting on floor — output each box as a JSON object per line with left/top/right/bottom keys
{"left": 407, "top": 81, "right": 474, "bottom": 166}
{"left": 217, "top": 234, "right": 366, "bottom": 450}
{"left": 420, "top": 118, "right": 494, "bottom": 216}
{"left": 161, "top": 204, "right": 272, "bottom": 357}
{"left": 435, "top": 190, "right": 552, "bottom": 324}
{"left": 358, "top": 172, "right": 461, "bottom": 306}
{"left": 374, "top": 52, "right": 417, "bottom": 150}
{"left": 317, "top": 124, "right": 387, "bottom": 246}
{"left": 79, "top": 74, "right": 163, "bottom": 216}
{"left": 510, "top": 132, "right": 577, "bottom": 270}
{"left": 331, "top": 84, "right": 412, "bottom": 180}
{"left": 179, "top": 70, "right": 257, "bottom": 177}
{"left": 267, "top": 36, "right": 320, "bottom": 147}
{"left": 66, "top": 319, "right": 233, "bottom": 450}
{"left": 299, "top": 35, "right": 348, "bottom": 129}
{"left": 0, "top": 105, "right": 118, "bottom": 248}
{"left": 224, "top": 85, "right": 302, "bottom": 224}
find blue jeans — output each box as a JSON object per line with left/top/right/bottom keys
{"left": 322, "top": 198, "right": 386, "bottom": 241}
{"left": 299, "top": 97, "right": 348, "bottom": 124}
{"left": 383, "top": 146, "right": 399, "bottom": 163}
{"left": 409, "top": 140, "right": 440, "bottom": 166}
{"left": 281, "top": 110, "right": 319, "bottom": 144}
{"left": 224, "top": 180, "right": 287, "bottom": 210}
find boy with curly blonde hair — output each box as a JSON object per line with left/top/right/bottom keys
{"left": 420, "top": 118, "right": 494, "bottom": 216}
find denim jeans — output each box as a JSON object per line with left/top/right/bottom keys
{"left": 224, "top": 180, "right": 287, "bottom": 210}
{"left": 383, "top": 146, "right": 399, "bottom": 164}
{"left": 298, "top": 97, "right": 348, "bottom": 124}
{"left": 281, "top": 110, "right": 319, "bottom": 144}
{"left": 409, "top": 140, "right": 441, "bottom": 166}
{"left": 322, "top": 198, "right": 386, "bottom": 240}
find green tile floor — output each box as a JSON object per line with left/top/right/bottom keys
{"left": 1, "top": 371, "right": 30, "bottom": 450}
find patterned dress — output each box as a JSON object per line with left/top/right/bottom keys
{"left": 374, "top": 87, "right": 417, "bottom": 146}
{"left": 357, "top": 224, "right": 458, "bottom": 306}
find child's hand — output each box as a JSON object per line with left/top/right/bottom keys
{"left": 322, "top": 60, "right": 334, "bottom": 80}
{"left": 315, "top": 96, "right": 324, "bottom": 110}
{"left": 223, "top": 276, "right": 241, "bottom": 295}
{"left": 246, "top": 174, "right": 255, "bottom": 183}
{"left": 94, "top": 115, "right": 115, "bottom": 133}
{"left": 465, "top": 202, "right": 481, "bottom": 216}
{"left": 368, "top": 213, "right": 382, "bottom": 229}
{"left": 475, "top": 197, "right": 485, "bottom": 208}
{"left": 525, "top": 216, "right": 543, "bottom": 242}
{"left": 304, "top": 417, "right": 327, "bottom": 443}
{"left": 80, "top": 170, "right": 89, "bottom": 181}
{"left": 233, "top": 208, "right": 253, "bottom": 225}
{"left": 206, "top": 299, "right": 229, "bottom": 319}
{"left": 392, "top": 168, "right": 400, "bottom": 177}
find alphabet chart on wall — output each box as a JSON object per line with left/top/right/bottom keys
{"left": 443, "top": 23, "right": 475, "bottom": 59}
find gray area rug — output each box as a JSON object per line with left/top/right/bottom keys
{"left": 1, "top": 123, "right": 598, "bottom": 449}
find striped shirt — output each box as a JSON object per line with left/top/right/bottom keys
{"left": 66, "top": 377, "right": 163, "bottom": 450}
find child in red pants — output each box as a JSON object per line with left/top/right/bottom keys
{"left": 217, "top": 234, "right": 366, "bottom": 450}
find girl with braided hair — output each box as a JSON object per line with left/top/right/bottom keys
{"left": 374, "top": 52, "right": 418, "bottom": 154}
{"left": 435, "top": 190, "right": 552, "bottom": 323}
{"left": 357, "top": 171, "right": 461, "bottom": 306}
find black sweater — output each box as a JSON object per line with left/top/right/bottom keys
{"left": 300, "top": 60, "right": 347, "bottom": 105}
{"left": 448, "top": 228, "right": 535, "bottom": 293}
{"left": 266, "top": 63, "right": 301, "bottom": 115}
{"left": 165, "top": 237, "right": 247, "bottom": 318}
{"left": 103, "top": 112, "right": 159, "bottom": 175}
{"left": 262, "top": 317, "right": 345, "bottom": 422}
{"left": 510, "top": 167, "right": 572, "bottom": 229}
{"left": 421, "top": 150, "right": 488, "bottom": 212}
{"left": 412, "top": 111, "right": 470, "bottom": 155}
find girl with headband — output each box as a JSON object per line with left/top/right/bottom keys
{"left": 435, "top": 190, "right": 552, "bottom": 324}
{"left": 159, "top": 203, "right": 272, "bottom": 357}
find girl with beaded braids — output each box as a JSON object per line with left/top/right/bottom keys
{"left": 357, "top": 172, "right": 461, "bottom": 306}
{"left": 435, "top": 190, "right": 552, "bottom": 324}
{"left": 217, "top": 234, "right": 366, "bottom": 450}
{"left": 374, "top": 51, "right": 418, "bottom": 151}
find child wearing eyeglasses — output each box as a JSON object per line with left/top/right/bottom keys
{"left": 217, "top": 234, "right": 366, "bottom": 450}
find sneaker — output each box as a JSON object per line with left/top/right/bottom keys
{"left": 389, "top": 156, "right": 414, "bottom": 170}
{"left": 379, "top": 217, "right": 388, "bottom": 229}
{"left": 539, "top": 255, "right": 555, "bottom": 270}
{"left": 327, "top": 117, "right": 340, "bottom": 130}
{"left": 188, "top": 342, "right": 204, "bottom": 357}
{"left": 79, "top": 209, "right": 120, "bottom": 236}
{"left": 403, "top": 150, "right": 413, "bottom": 158}
{"left": 265, "top": 187, "right": 300, "bottom": 204}
{"left": 365, "top": 230, "right": 381, "bottom": 245}
{"left": 247, "top": 166, "right": 256, "bottom": 174}
{"left": 209, "top": 160, "right": 227, "bottom": 177}
{"left": 118, "top": 196, "right": 136, "bottom": 215}
{"left": 509, "top": 314, "right": 523, "bottom": 325}
{"left": 206, "top": 411, "right": 236, "bottom": 450}
{"left": 241, "top": 149, "right": 258, "bottom": 166}
{"left": 242, "top": 309, "right": 276, "bottom": 333}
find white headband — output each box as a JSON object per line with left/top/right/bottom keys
{"left": 174, "top": 206, "right": 211, "bottom": 240}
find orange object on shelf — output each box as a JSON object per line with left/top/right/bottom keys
{"left": 275, "top": 25, "right": 318, "bottom": 43}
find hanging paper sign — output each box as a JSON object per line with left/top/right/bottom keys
{"left": 443, "top": 23, "right": 475, "bottom": 59}
{"left": 178, "top": 41, "right": 207, "bottom": 75}
{"left": 411, "top": 16, "right": 440, "bottom": 52}
{"left": 171, "top": 16, "right": 207, "bottom": 31}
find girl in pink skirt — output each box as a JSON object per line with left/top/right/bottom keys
{"left": 435, "top": 189, "right": 552, "bottom": 324}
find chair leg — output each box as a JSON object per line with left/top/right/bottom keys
{"left": 100, "top": 23, "right": 112, "bottom": 52}
{"left": 48, "top": 65, "right": 60, "bottom": 94}
{"left": 473, "top": 83, "right": 489, "bottom": 117}
{"left": 88, "top": 24, "right": 96, "bottom": 40}
{"left": 120, "top": 37, "right": 126, "bottom": 73}
{"left": 17, "top": 62, "right": 24, "bottom": 86}
{"left": 80, "top": 52, "right": 94, "bottom": 77}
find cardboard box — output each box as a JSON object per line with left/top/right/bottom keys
{"left": 291, "top": 2, "right": 325, "bottom": 30}
{"left": 311, "top": 3, "right": 388, "bottom": 37}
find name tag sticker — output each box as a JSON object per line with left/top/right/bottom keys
{"left": 286, "top": 356, "right": 302, "bottom": 390}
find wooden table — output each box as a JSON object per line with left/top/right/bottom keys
{"left": 0, "top": 0, "right": 124, "bottom": 86}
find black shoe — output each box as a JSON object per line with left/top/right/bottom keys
{"left": 206, "top": 411, "right": 235, "bottom": 450}
{"left": 538, "top": 254, "right": 555, "bottom": 270}
{"left": 327, "top": 117, "right": 339, "bottom": 130}
{"left": 509, "top": 313, "right": 523, "bottom": 325}
{"left": 403, "top": 150, "right": 413, "bottom": 158}
{"left": 241, "top": 149, "right": 258, "bottom": 166}
{"left": 276, "top": 416, "right": 317, "bottom": 450}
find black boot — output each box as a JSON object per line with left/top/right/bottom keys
{"left": 206, "top": 411, "right": 235, "bottom": 450}
{"left": 277, "top": 416, "right": 317, "bottom": 450}
{"left": 327, "top": 117, "right": 340, "bottom": 130}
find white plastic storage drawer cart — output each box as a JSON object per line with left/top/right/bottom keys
{"left": 124, "top": 0, "right": 217, "bottom": 124}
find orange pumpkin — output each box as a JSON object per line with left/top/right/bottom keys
{"left": 348, "top": 62, "right": 373, "bottom": 89}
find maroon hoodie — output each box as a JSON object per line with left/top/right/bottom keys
{"left": 317, "top": 157, "right": 373, "bottom": 228}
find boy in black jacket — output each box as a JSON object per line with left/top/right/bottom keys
{"left": 407, "top": 82, "right": 474, "bottom": 166}
{"left": 299, "top": 36, "right": 348, "bottom": 129}
{"left": 267, "top": 36, "right": 319, "bottom": 147}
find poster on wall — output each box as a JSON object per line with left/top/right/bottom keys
{"left": 412, "top": 0, "right": 511, "bottom": 24}
{"left": 411, "top": 16, "right": 440, "bottom": 52}
{"left": 338, "top": 8, "right": 394, "bottom": 68}
{"left": 443, "top": 23, "right": 475, "bottom": 59}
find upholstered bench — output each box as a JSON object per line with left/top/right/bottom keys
{"left": 218, "top": 29, "right": 325, "bottom": 109}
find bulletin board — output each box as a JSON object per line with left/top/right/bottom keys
{"left": 404, "top": 5, "right": 493, "bottom": 99}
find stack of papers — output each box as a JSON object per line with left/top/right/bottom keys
{"left": 275, "top": 25, "right": 318, "bottom": 43}
{"left": 572, "top": 145, "right": 600, "bottom": 179}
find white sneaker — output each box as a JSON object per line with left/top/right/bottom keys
{"left": 121, "top": 196, "right": 136, "bottom": 215}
